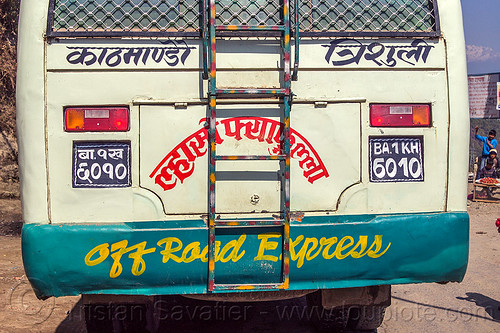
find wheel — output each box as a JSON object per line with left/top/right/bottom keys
{"left": 85, "top": 303, "right": 153, "bottom": 333}
{"left": 306, "top": 291, "right": 349, "bottom": 332}
{"left": 84, "top": 303, "right": 113, "bottom": 333}
{"left": 347, "top": 305, "right": 386, "bottom": 331}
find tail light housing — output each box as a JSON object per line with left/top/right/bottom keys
{"left": 65, "top": 107, "right": 129, "bottom": 132}
{"left": 370, "top": 104, "right": 431, "bottom": 127}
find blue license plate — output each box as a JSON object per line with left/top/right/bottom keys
{"left": 73, "top": 142, "right": 131, "bottom": 188}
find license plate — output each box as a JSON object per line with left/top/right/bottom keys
{"left": 369, "top": 136, "right": 424, "bottom": 182}
{"left": 73, "top": 142, "right": 131, "bottom": 188}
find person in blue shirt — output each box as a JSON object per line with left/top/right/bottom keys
{"left": 475, "top": 126, "right": 497, "bottom": 175}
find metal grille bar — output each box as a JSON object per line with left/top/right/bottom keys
{"left": 49, "top": 0, "right": 439, "bottom": 37}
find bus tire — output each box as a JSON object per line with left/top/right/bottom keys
{"left": 84, "top": 304, "right": 112, "bottom": 333}
{"left": 346, "top": 305, "right": 386, "bottom": 331}
{"left": 84, "top": 303, "right": 153, "bottom": 333}
{"left": 306, "top": 291, "right": 349, "bottom": 331}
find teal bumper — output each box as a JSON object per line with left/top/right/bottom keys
{"left": 22, "top": 212, "right": 469, "bottom": 299}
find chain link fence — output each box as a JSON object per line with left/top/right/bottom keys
{"left": 50, "top": 0, "right": 437, "bottom": 35}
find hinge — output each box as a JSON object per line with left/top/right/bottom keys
{"left": 174, "top": 102, "right": 188, "bottom": 109}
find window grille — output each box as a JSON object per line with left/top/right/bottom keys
{"left": 49, "top": 0, "right": 438, "bottom": 37}
{"left": 296, "top": 0, "right": 437, "bottom": 33}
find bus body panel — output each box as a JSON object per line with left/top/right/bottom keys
{"left": 17, "top": 0, "right": 470, "bottom": 299}
{"left": 16, "top": 0, "right": 50, "bottom": 224}
{"left": 45, "top": 65, "right": 450, "bottom": 220}
{"left": 439, "top": 0, "right": 471, "bottom": 212}
{"left": 22, "top": 212, "right": 468, "bottom": 299}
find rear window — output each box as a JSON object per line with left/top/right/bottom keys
{"left": 48, "top": 0, "right": 439, "bottom": 37}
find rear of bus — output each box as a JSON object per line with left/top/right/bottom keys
{"left": 18, "top": 0, "right": 469, "bottom": 330}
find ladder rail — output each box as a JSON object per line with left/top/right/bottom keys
{"left": 207, "top": 0, "right": 217, "bottom": 293}
{"left": 282, "top": 0, "right": 292, "bottom": 291}
{"left": 205, "top": 0, "right": 294, "bottom": 292}
{"left": 292, "top": 0, "right": 299, "bottom": 81}
{"left": 202, "top": 0, "right": 208, "bottom": 79}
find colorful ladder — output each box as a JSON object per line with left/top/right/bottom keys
{"left": 203, "top": 0, "right": 298, "bottom": 292}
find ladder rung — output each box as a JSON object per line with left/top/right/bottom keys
{"left": 215, "top": 219, "right": 285, "bottom": 227}
{"left": 213, "top": 283, "right": 287, "bottom": 291}
{"left": 215, "top": 88, "right": 288, "bottom": 96}
{"left": 216, "top": 25, "right": 285, "bottom": 32}
{"left": 215, "top": 155, "right": 286, "bottom": 161}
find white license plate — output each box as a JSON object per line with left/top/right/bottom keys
{"left": 369, "top": 136, "right": 424, "bottom": 182}
{"left": 73, "top": 142, "right": 131, "bottom": 188}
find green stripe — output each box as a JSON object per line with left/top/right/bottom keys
{"left": 22, "top": 212, "right": 468, "bottom": 299}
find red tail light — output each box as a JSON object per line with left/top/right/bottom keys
{"left": 370, "top": 104, "right": 431, "bottom": 127}
{"left": 65, "top": 107, "right": 129, "bottom": 132}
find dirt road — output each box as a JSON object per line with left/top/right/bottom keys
{"left": 1, "top": 192, "right": 499, "bottom": 332}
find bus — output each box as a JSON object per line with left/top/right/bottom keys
{"left": 17, "top": 0, "right": 469, "bottom": 331}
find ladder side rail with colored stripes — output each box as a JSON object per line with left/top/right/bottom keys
{"left": 204, "top": 0, "right": 295, "bottom": 292}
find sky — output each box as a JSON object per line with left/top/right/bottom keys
{"left": 461, "top": 0, "right": 500, "bottom": 75}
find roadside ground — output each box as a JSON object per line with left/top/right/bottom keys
{"left": 0, "top": 183, "right": 499, "bottom": 332}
